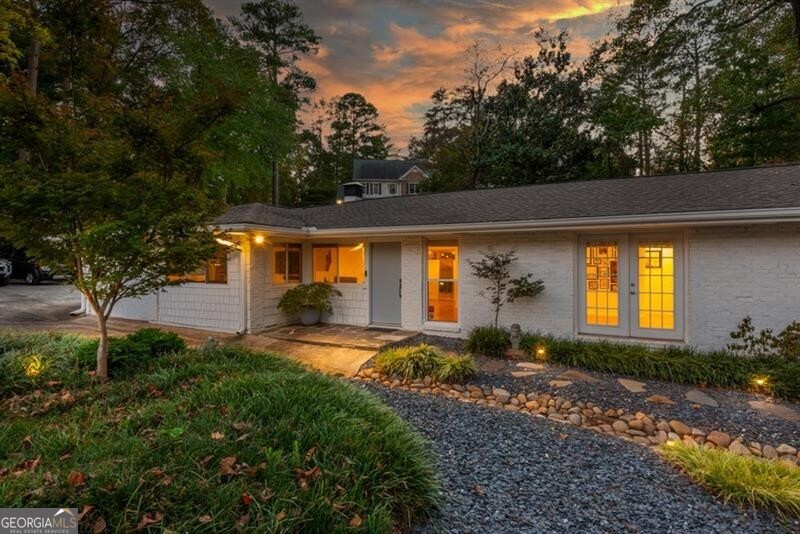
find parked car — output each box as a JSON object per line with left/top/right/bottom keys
{"left": 0, "top": 258, "right": 10, "bottom": 285}
{"left": 10, "top": 258, "right": 52, "bottom": 285}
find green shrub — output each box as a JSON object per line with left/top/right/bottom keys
{"left": 465, "top": 325, "right": 510, "bottom": 358}
{"left": 661, "top": 441, "right": 800, "bottom": 518}
{"left": 375, "top": 344, "right": 444, "bottom": 379}
{"left": 0, "top": 343, "right": 440, "bottom": 531}
{"left": 76, "top": 328, "right": 186, "bottom": 377}
{"left": 519, "top": 332, "right": 800, "bottom": 400}
{"left": 277, "top": 282, "right": 342, "bottom": 316}
{"left": 126, "top": 328, "right": 186, "bottom": 355}
{"left": 375, "top": 344, "right": 477, "bottom": 384}
{"left": 435, "top": 354, "right": 478, "bottom": 383}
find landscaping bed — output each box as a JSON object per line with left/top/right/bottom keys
{"left": 359, "top": 383, "right": 792, "bottom": 533}
{"left": 384, "top": 334, "right": 800, "bottom": 449}
{"left": 0, "top": 331, "right": 439, "bottom": 532}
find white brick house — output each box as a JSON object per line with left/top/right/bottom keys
{"left": 110, "top": 165, "right": 800, "bottom": 350}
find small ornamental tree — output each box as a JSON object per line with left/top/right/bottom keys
{"left": 467, "top": 249, "right": 544, "bottom": 328}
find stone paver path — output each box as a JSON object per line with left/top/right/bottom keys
{"left": 617, "top": 378, "right": 647, "bottom": 393}
{"left": 686, "top": 388, "right": 720, "bottom": 407}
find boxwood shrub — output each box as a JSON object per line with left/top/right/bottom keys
{"left": 520, "top": 333, "right": 800, "bottom": 400}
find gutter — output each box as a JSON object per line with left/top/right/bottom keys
{"left": 216, "top": 207, "right": 800, "bottom": 239}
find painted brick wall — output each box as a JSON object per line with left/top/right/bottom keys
{"left": 401, "top": 237, "right": 424, "bottom": 331}
{"left": 458, "top": 233, "right": 576, "bottom": 337}
{"left": 687, "top": 223, "right": 800, "bottom": 350}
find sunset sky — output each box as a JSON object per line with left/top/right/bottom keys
{"left": 205, "top": 1, "right": 623, "bottom": 151}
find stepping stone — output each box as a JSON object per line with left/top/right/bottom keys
{"left": 748, "top": 400, "right": 800, "bottom": 422}
{"left": 516, "top": 362, "right": 544, "bottom": 370}
{"left": 511, "top": 371, "right": 538, "bottom": 378}
{"left": 617, "top": 378, "right": 647, "bottom": 393}
{"left": 560, "top": 370, "right": 601, "bottom": 383}
{"left": 480, "top": 360, "right": 506, "bottom": 372}
{"left": 548, "top": 380, "right": 573, "bottom": 388}
{"left": 685, "top": 389, "right": 719, "bottom": 408}
{"left": 646, "top": 395, "right": 675, "bottom": 405}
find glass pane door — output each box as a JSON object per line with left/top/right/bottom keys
{"left": 630, "top": 237, "right": 683, "bottom": 340}
{"left": 578, "top": 237, "right": 629, "bottom": 336}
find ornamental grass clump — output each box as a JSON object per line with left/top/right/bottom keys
{"left": 465, "top": 325, "right": 511, "bottom": 358}
{"left": 660, "top": 441, "right": 800, "bottom": 518}
{"left": 375, "top": 344, "right": 477, "bottom": 383}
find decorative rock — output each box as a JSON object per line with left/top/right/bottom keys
{"left": 567, "top": 414, "right": 582, "bottom": 425}
{"left": 517, "top": 393, "right": 528, "bottom": 404}
{"left": 525, "top": 400, "right": 539, "bottom": 410}
{"left": 776, "top": 444, "right": 798, "bottom": 456}
{"left": 492, "top": 387, "right": 510, "bottom": 398}
{"left": 654, "top": 431, "right": 668, "bottom": 444}
{"left": 617, "top": 378, "right": 647, "bottom": 393}
{"left": 646, "top": 395, "right": 675, "bottom": 405}
{"left": 762, "top": 445, "right": 779, "bottom": 459}
{"left": 691, "top": 428, "right": 706, "bottom": 437}
{"left": 728, "top": 440, "right": 752, "bottom": 456}
{"left": 668, "top": 420, "right": 691, "bottom": 437}
{"left": 504, "top": 404, "right": 520, "bottom": 412}
{"left": 560, "top": 370, "right": 601, "bottom": 383}
{"left": 706, "top": 431, "right": 731, "bottom": 448}
{"left": 548, "top": 380, "right": 572, "bottom": 388}
{"left": 511, "top": 371, "right": 538, "bottom": 378}
{"left": 516, "top": 362, "right": 544, "bottom": 370}
{"left": 656, "top": 421, "right": 671, "bottom": 433}
{"left": 526, "top": 392, "right": 538, "bottom": 401}
{"left": 470, "top": 390, "right": 484, "bottom": 399}
{"left": 423, "top": 376, "right": 432, "bottom": 386}
{"left": 747, "top": 400, "right": 800, "bottom": 422}
{"left": 612, "top": 420, "right": 629, "bottom": 433}
{"left": 685, "top": 388, "right": 719, "bottom": 407}
{"left": 628, "top": 419, "right": 644, "bottom": 431}
{"left": 627, "top": 429, "right": 647, "bottom": 437}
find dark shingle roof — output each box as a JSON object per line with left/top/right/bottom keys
{"left": 215, "top": 165, "right": 800, "bottom": 231}
{"left": 352, "top": 159, "right": 430, "bottom": 182}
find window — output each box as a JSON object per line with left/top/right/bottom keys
{"left": 387, "top": 183, "right": 397, "bottom": 195}
{"left": 365, "top": 182, "right": 382, "bottom": 195}
{"left": 273, "top": 243, "right": 302, "bottom": 284}
{"left": 637, "top": 242, "right": 675, "bottom": 330}
{"left": 427, "top": 241, "right": 458, "bottom": 322}
{"left": 409, "top": 183, "right": 419, "bottom": 194}
{"left": 172, "top": 248, "right": 228, "bottom": 284}
{"left": 312, "top": 244, "right": 365, "bottom": 284}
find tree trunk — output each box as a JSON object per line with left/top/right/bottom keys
{"left": 18, "top": 0, "right": 40, "bottom": 163}
{"left": 96, "top": 314, "right": 109, "bottom": 380}
{"left": 272, "top": 159, "right": 280, "bottom": 206}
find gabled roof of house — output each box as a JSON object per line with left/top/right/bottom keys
{"left": 215, "top": 164, "right": 800, "bottom": 232}
{"left": 352, "top": 159, "right": 430, "bottom": 182}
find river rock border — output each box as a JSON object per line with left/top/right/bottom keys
{"left": 354, "top": 369, "right": 800, "bottom": 467}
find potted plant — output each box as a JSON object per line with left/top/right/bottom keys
{"left": 278, "top": 283, "right": 342, "bottom": 326}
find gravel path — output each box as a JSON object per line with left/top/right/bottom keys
{"left": 360, "top": 383, "right": 794, "bottom": 533}
{"left": 383, "top": 335, "right": 800, "bottom": 448}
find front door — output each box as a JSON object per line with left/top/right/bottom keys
{"left": 578, "top": 234, "right": 684, "bottom": 340}
{"left": 370, "top": 242, "right": 402, "bottom": 325}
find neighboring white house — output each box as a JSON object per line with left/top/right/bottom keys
{"left": 109, "top": 165, "right": 800, "bottom": 350}
{"left": 337, "top": 159, "right": 430, "bottom": 202}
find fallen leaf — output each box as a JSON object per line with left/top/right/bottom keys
{"left": 0, "top": 468, "right": 8, "bottom": 476}
{"left": 231, "top": 422, "right": 249, "bottom": 431}
{"left": 259, "top": 488, "right": 274, "bottom": 502}
{"left": 78, "top": 505, "right": 94, "bottom": 522}
{"left": 471, "top": 484, "right": 486, "bottom": 496}
{"left": 136, "top": 511, "right": 163, "bottom": 530}
{"left": 235, "top": 433, "right": 249, "bottom": 443}
{"left": 146, "top": 384, "right": 162, "bottom": 398}
{"left": 219, "top": 456, "right": 239, "bottom": 476}
{"left": 67, "top": 471, "right": 86, "bottom": 486}
{"left": 211, "top": 432, "right": 225, "bottom": 440}
{"left": 304, "top": 447, "right": 317, "bottom": 462}
{"left": 22, "top": 435, "right": 33, "bottom": 449}
{"left": 43, "top": 471, "right": 56, "bottom": 484}
{"left": 240, "top": 492, "right": 253, "bottom": 506}
{"left": 275, "top": 511, "right": 286, "bottom": 521}
{"left": 234, "top": 513, "right": 250, "bottom": 529}
{"left": 559, "top": 433, "right": 568, "bottom": 440}
{"left": 12, "top": 457, "right": 41, "bottom": 476}
{"left": 349, "top": 515, "right": 362, "bottom": 528}
{"left": 60, "top": 391, "right": 75, "bottom": 404}
{"left": 46, "top": 380, "right": 62, "bottom": 387}
{"left": 161, "top": 476, "right": 172, "bottom": 487}
{"left": 199, "top": 455, "right": 213, "bottom": 466}
{"left": 59, "top": 453, "right": 72, "bottom": 461}
{"left": 92, "top": 517, "right": 107, "bottom": 533}
{"left": 198, "top": 515, "right": 212, "bottom": 524}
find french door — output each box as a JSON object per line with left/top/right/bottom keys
{"left": 578, "top": 234, "right": 684, "bottom": 341}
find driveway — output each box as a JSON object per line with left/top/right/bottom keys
{"left": 0, "top": 281, "right": 82, "bottom": 324}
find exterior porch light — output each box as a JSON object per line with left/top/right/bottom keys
{"left": 253, "top": 235, "right": 265, "bottom": 245}
{"left": 752, "top": 376, "right": 768, "bottom": 387}
{"left": 535, "top": 346, "right": 546, "bottom": 359}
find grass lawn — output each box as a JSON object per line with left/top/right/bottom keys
{"left": 661, "top": 441, "right": 800, "bottom": 519}
{"left": 0, "top": 332, "right": 439, "bottom": 532}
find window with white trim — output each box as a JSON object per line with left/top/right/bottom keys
{"left": 272, "top": 243, "right": 302, "bottom": 284}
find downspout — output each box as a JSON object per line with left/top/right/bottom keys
{"left": 237, "top": 237, "right": 249, "bottom": 335}
{"left": 70, "top": 294, "right": 87, "bottom": 316}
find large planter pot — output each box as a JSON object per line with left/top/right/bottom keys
{"left": 299, "top": 308, "right": 321, "bottom": 326}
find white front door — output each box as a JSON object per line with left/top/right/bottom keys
{"left": 578, "top": 233, "right": 684, "bottom": 341}
{"left": 370, "top": 242, "right": 402, "bottom": 326}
